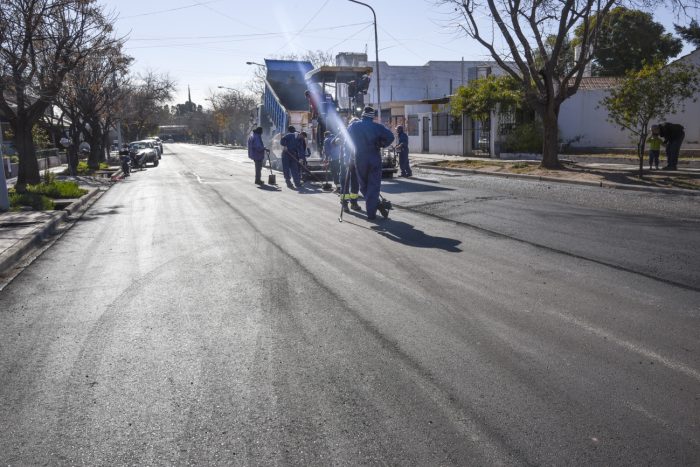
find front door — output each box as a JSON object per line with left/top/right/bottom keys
{"left": 422, "top": 116, "right": 429, "bottom": 153}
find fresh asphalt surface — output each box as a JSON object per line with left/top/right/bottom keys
{"left": 0, "top": 144, "right": 698, "bottom": 465}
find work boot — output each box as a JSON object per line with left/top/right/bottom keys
{"left": 350, "top": 201, "right": 362, "bottom": 211}
{"left": 342, "top": 202, "right": 350, "bottom": 213}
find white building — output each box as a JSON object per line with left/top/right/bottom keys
{"left": 559, "top": 48, "right": 700, "bottom": 151}
{"left": 335, "top": 53, "right": 508, "bottom": 156}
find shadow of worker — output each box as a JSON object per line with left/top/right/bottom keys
{"left": 370, "top": 219, "right": 462, "bottom": 252}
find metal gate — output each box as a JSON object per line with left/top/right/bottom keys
{"left": 422, "top": 116, "right": 430, "bottom": 152}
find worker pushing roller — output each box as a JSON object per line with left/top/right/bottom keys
{"left": 346, "top": 106, "right": 395, "bottom": 221}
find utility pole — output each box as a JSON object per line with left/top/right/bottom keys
{"left": 0, "top": 123, "right": 9, "bottom": 211}
{"left": 348, "top": 0, "right": 381, "bottom": 122}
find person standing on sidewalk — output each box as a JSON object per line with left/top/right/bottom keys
{"left": 247, "top": 127, "right": 267, "bottom": 185}
{"left": 658, "top": 122, "right": 684, "bottom": 170}
{"left": 396, "top": 125, "right": 412, "bottom": 177}
{"left": 647, "top": 125, "right": 662, "bottom": 170}
{"left": 280, "top": 126, "right": 301, "bottom": 188}
{"left": 347, "top": 107, "right": 394, "bottom": 220}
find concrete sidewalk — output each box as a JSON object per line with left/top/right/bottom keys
{"left": 410, "top": 153, "right": 700, "bottom": 193}
{"left": 0, "top": 176, "right": 110, "bottom": 277}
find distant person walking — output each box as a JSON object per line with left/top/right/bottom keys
{"left": 396, "top": 125, "right": 412, "bottom": 177}
{"left": 658, "top": 122, "right": 684, "bottom": 170}
{"left": 247, "top": 127, "right": 267, "bottom": 185}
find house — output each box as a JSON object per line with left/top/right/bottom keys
{"left": 559, "top": 48, "right": 700, "bottom": 151}
{"left": 336, "top": 52, "right": 508, "bottom": 156}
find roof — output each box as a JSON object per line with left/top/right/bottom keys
{"left": 421, "top": 96, "right": 451, "bottom": 104}
{"left": 304, "top": 66, "right": 373, "bottom": 84}
{"left": 575, "top": 77, "right": 621, "bottom": 90}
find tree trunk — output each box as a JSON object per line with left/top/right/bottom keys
{"left": 637, "top": 133, "right": 647, "bottom": 179}
{"left": 540, "top": 107, "right": 561, "bottom": 169}
{"left": 13, "top": 119, "right": 40, "bottom": 190}
{"left": 87, "top": 126, "right": 103, "bottom": 170}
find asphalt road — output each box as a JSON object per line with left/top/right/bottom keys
{"left": 0, "top": 144, "right": 698, "bottom": 466}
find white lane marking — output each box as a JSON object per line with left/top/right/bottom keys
{"left": 545, "top": 309, "right": 700, "bottom": 383}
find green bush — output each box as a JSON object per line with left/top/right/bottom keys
{"left": 26, "top": 180, "right": 87, "bottom": 199}
{"left": 501, "top": 121, "right": 544, "bottom": 153}
{"left": 9, "top": 192, "right": 55, "bottom": 211}
{"left": 76, "top": 161, "right": 90, "bottom": 175}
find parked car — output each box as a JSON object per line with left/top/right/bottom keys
{"left": 128, "top": 140, "right": 159, "bottom": 167}
{"left": 145, "top": 137, "right": 162, "bottom": 159}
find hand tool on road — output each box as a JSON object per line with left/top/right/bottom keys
{"left": 265, "top": 149, "right": 276, "bottom": 185}
{"left": 322, "top": 160, "right": 333, "bottom": 191}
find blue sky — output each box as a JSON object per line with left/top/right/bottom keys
{"left": 104, "top": 0, "right": 699, "bottom": 106}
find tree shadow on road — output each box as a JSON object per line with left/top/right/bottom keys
{"left": 370, "top": 218, "right": 462, "bottom": 252}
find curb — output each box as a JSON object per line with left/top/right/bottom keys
{"left": 0, "top": 187, "right": 102, "bottom": 275}
{"left": 415, "top": 163, "right": 700, "bottom": 195}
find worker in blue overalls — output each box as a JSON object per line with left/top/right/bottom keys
{"left": 280, "top": 125, "right": 301, "bottom": 188}
{"left": 337, "top": 125, "right": 362, "bottom": 213}
{"left": 347, "top": 107, "right": 394, "bottom": 220}
{"left": 322, "top": 130, "right": 341, "bottom": 189}
{"left": 396, "top": 125, "right": 412, "bottom": 177}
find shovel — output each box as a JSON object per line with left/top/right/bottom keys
{"left": 265, "top": 149, "right": 276, "bottom": 185}
{"left": 322, "top": 160, "right": 333, "bottom": 191}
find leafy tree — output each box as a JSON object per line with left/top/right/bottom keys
{"left": 601, "top": 61, "right": 700, "bottom": 177}
{"left": 450, "top": 75, "right": 523, "bottom": 122}
{"left": 117, "top": 72, "right": 176, "bottom": 141}
{"left": 674, "top": 19, "right": 700, "bottom": 48}
{"left": 0, "top": 0, "right": 116, "bottom": 189}
{"left": 440, "top": 0, "right": 694, "bottom": 169}
{"left": 575, "top": 7, "right": 683, "bottom": 76}
{"left": 207, "top": 89, "right": 258, "bottom": 145}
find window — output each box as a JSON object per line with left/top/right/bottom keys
{"left": 407, "top": 115, "right": 419, "bottom": 136}
{"left": 432, "top": 113, "right": 449, "bottom": 136}
{"left": 432, "top": 112, "right": 462, "bottom": 136}
{"left": 389, "top": 115, "right": 405, "bottom": 130}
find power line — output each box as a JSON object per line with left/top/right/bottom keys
{"left": 274, "top": 0, "right": 331, "bottom": 53}
{"left": 118, "top": 0, "right": 222, "bottom": 19}
{"left": 129, "top": 22, "right": 371, "bottom": 42}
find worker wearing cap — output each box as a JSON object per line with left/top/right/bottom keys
{"left": 396, "top": 125, "right": 411, "bottom": 177}
{"left": 347, "top": 106, "right": 394, "bottom": 220}
{"left": 280, "top": 125, "right": 301, "bottom": 188}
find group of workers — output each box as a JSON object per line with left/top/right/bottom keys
{"left": 247, "top": 105, "right": 412, "bottom": 221}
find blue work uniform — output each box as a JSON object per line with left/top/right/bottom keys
{"left": 339, "top": 136, "right": 359, "bottom": 204}
{"left": 323, "top": 134, "right": 341, "bottom": 186}
{"left": 247, "top": 131, "right": 266, "bottom": 183}
{"left": 397, "top": 131, "right": 411, "bottom": 177}
{"left": 280, "top": 132, "right": 301, "bottom": 186}
{"left": 347, "top": 117, "right": 395, "bottom": 218}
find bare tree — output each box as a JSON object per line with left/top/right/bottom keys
{"left": 56, "top": 42, "right": 132, "bottom": 171}
{"left": 0, "top": 0, "right": 116, "bottom": 189}
{"left": 208, "top": 89, "right": 258, "bottom": 145}
{"left": 440, "top": 0, "right": 695, "bottom": 168}
{"left": 117, "top": 71, "right": 176, "bottom": 142}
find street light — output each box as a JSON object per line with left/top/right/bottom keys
{"left": 348, "top": 0, "right": 381, "bottom": 122}
{"left": 245, "top": 61, "right": 265, "bottom": 67}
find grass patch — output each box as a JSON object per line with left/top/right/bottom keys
{"left": 26, "top": 180, "right": 87, "bottom": 199}
{"left": 9, "top": 192, "right": 55, "bottom": 211}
